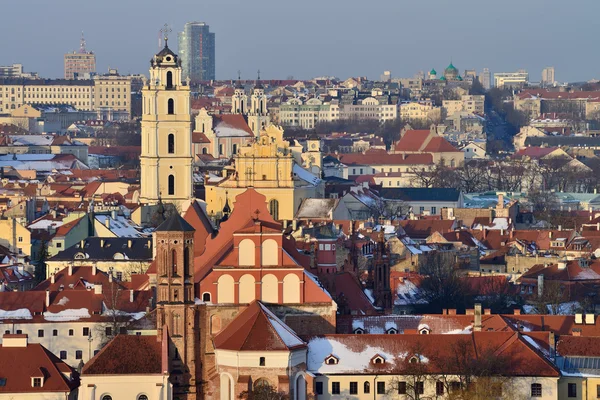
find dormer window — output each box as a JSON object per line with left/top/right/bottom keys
{"left": 409, "top": 356, "right": 419, "bottom": 364}
{"left": 32, "top": 377, "right": 43, "bottom": 387}
{"left": 371, "top": 355, "right": 386, "bottom": 365}
{"left": 354, "top": 328, "right": 365, "bottom": 334}
{"left": 418, "top": 326, "right": 431, "bottom": 335}
{"left": 325, "top": 355, "right": 339, "bottom": 365}
{"left": 386, "top": 328, "right": 398, "bottom": 334}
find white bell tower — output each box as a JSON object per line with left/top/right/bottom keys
{"left": 140, "top": 27, "right": 193, "bottom": 207}
{"left": 247, "top": 70, "right": 270, "bottom": 136}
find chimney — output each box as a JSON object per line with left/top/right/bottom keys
{"left": 100, "top": 239, "right": 105, "bottom": 248}
{"left": 474, "top": 303, "right": 482, "bottom": 332}
{"left": 80, "top": 240, "right": 84, "bottom": 248}
{"left": 94, "top": 284, "right": 103, "bottom": 295}
{"left": 558, "top": 258, "right": 568, "bottom": 270}
{"left": 45, "top": 290, "right": 50, "bottom": 307}
{"left": 513, "top": 308, "right": 521, "bottom": 315}
{"left": 283, "top": 220, "right": 288, "bottom": 229}
{"left": 50, "top": 273, "right": 55, "bottom": 284}
{"left": 558, "top": 225, "right": 562, "bottom": 231}
{"left": 68, "top": 264, "right": 73, "bottom": 276}
{"left": 92, "top": 264, "right": 97, "bottom": 276}
{"left": 466, "top": 309, "right": 474, "bottom": 315}
{"left": 597, "top": 222, "right": 599, "bottom": 231}
{"left": 111, "top": 210, "right": 118, "bottom": 220}
{"left": 585, "top": 314, "right": 595, "bottom": 325}
{"left": 104, "top": 218, "right": 110, "bottom": 229}
{"left": 484, "top": 308, "right": 491, "bottom": 315}
{"left": 127, "top": 240, "right": 132, "bottom": 249}
{"left": 109, "top": 273, "right": 113, "bottom": 283}
{"left": 292, "top": 220, "right": 298, "bottom": 231}
{"left": 575, "top": 313, "right": 583, "bottom": 324}
{"left": 572, "top": 328, "right": 582, "bottom": 337}
{"left": 537, "top": 275, "right": 544, "bottom": 298}
{"left": 497, "top": 193, "right": 504, "bottom": 208}
{"left": 130, "top": 289, "right": 134, "bottom": 303}
{"left": 549, "top": 231, "right": 553, "bottom": 238}
{"left": 448, "top": 309, "right": 457, "bottom": 315}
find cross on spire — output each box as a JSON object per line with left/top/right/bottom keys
{"left": 238, "top": 70, "right": 241, "bottom": 80}
{"left": 257, "top": 69, "right": 261, "bottom": 81}
{"left": 161, "top": 23, "right": 172, "bottom": 45}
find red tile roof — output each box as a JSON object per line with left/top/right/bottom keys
{"left": 557, "top": 336, "right": 600, "bottom": 356}
{"left": 192, "top": 131, "right": 211, "bottom": 144}
{"left": 422, "top": 136, "right": 460, "bottom": 153}
{"left": 213, "top": 114, "right": 253, "bottom": 137}
{"left": 213, "top": 301, "right": 306, "bottom": 351}
{"left": 394, "top": 130, "right": 430, "bottom": 152}
{"left": 513, "top": 146, "right": 560, "bottom": 160}
{"left": 337, "top": 152, "right": 433, "bottom": 167}
{"left": 81, "top": 334, "right": 163, "bottom": 375}
{"left": 0, "top": 338, "right": 78, "bottom": 394}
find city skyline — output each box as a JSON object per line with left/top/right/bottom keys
{"left": 1, "top": 0, "right": 599, "bottom": 81}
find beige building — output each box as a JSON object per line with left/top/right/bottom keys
{"left": 64, "top": 52, "right": 95, "bottom": 80}
{"left": 0, "top": 71, "right": 131, "bottom": 119}
{"left": 139, "top": 44, "right": 193, "bottom": 208}
{"left": 399, "top": 99, "right": 441, "bottom": 123}
{"left": 0, "top": 218, "right": 31, "bottom": 257}
{"left": 341, "top": 97, "right": 397, "bottom": 123}
{"left": 279, "top": 98, "right": 340, "bottom": 129}
{"left": 205, "top": 126, "right": 323, "bottom": 221}
{"left": 442, "top": 95, "right": 485, "bottom": 116}
{"left": 494, "top": 70, "right": 529, "bottom": 88}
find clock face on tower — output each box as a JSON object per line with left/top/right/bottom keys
{"left": 311, "top": 143, "right": 317, "bottom": 149}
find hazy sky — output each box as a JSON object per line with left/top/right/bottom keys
{"left": 3, "top": 0, "right": 599, "bottom": 82}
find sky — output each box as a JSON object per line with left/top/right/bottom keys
{"left": 2, "top": 0, "right": 599, "bottom": 82}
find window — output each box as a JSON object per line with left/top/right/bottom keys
{"left": 57, "top": 243, "right": 62, "bottom": 248}
{"left": 166, "top": 71, "right": 173, "bottom": 89}
{"left": 531, "top": 383, "right": 542, "bottom": 397}
{"left": 419, "top": 206, "right": 425, "bottom": 214}
{"left": 350, "top": 382, "right": 358, "bottom": 395}
{"left": 202, "top": 292, "right": 211, "bottom": 302}
{"left": 364, "top": 381, "right": 370, "bottom": 393}
{"left": 32, "top": 378, "right": 42, "bottom": 387}
{"left": 101, "top": 396, "right": 112, "bottom": 400}
{"left": 232, "top": 144, "right": 238, "bottom": 154}
{"left": 16, "top": 330, "right": 21, "bottom": 334}
{"left": 597, "top": 384, "right": 600, "bottom": 398}
{"left": 76, "top": 350, "right": 83, "bottom": 360}
{"left": 416, "top": 381, "right": 424, "bottom": 394}
{"left": 568, "top": 383, "right": 577, "bottom": 398}
{"left": 259, "top": 357, "right": 265, "bottom": 366}
{"left": 315, "top": 382, "right": 323, "bottom": 395}
{"left": 332, "top": 382, "right": 340, "bottom": 395}
{"left": 138, "top": 396, "right": 149, "bottom": 400}
{"left": 167, "top": 98, "right": 174, "bottom": 114}
{"left": 69, "top": 329, "right": 74, "bottom": 336}
{"left": 168, "top": 134, "right": 175, "bottom": 154}
{"left": 60, "top": 351, "right": 67, "bottom": 359}
{"left": 450, "top": 381, "right": 461, "bottom": 392}
{"left": 377, "top": 381, "right": 386, "bottom": 394}
{"left": 398, "top": 381, "right": 407, "bottom": 394}
{"left": 168, "top": 174, "right": 175, "bottom": 195}
{"left": 431, "top": 206, "right": 437, "bottom": 214}
{"left": 52, "top": 329, "right": 58, "bottom": 336}
{"left": 436, "top": 381, "right": 444, "bottom": 395}
{"left": 37, "top": 329, "right": 44, "bottom": 337}
{"left": 105, "top": 327, "right": 112, "bottom": 336}
{"left": 269, "top": 199, "right": 279, "bottom": 220}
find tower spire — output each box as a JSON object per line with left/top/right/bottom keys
{"left": 160, "top": 23, "right": 172, "bottom": 47}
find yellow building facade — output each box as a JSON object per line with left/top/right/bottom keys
{"left": 139, "top": 42, "right": 193, "bottom": 208}
{"left": 205, "top": 125, "right": 323, "bottom": 221}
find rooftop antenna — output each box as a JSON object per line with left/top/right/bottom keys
{"left": 79, "top": 31, "right": 87, "bottom": 54}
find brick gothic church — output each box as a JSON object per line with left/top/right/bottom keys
{"left": 151, "top": 187, "right": 337, "bottom": 400}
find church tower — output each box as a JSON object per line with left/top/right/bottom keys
{"left": 373, "top": 232, "right": 392, "bottom": 309}
{"left": 231, "top": 75, "right": 248, "bottom": 115}
{"left": 140, "top": 34, "right": 193, "bottom": 207}
{"left": 155, "top": 213, "right": 198, "bottom": 399}
{"left": 247, "top": 72, "right": 269, "bottom": 135}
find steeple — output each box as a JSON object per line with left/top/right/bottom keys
{"left": 255, "top": 69, "right": 264, "bottom": 89}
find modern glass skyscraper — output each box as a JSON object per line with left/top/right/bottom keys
{"left": 178, "top": 22, "right": 215, "bottom": 82}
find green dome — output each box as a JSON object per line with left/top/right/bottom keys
{"left": 440, "top": 76, "right": 446, "bottom": 81}
{"left": 446, "top": 62, "right": 458, "bottom": 72}
{"left": 430, "top": 68, "right": 437, "bottom": 75}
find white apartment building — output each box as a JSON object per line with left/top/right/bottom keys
{"left": 494, "top": 70, "right": 529, "bottom": 88}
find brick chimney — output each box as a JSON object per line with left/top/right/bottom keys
{"left": 513, "top": 308, "right": 521, "bottom": 315}
{"left": 474, "top": 303, "right": 482, "bottom": 332}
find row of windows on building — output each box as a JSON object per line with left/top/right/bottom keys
{"left": 315, "top": 381, "right": 556, "bottom": 397}
{"left": 6, "top": 326, "right": 126, "bottom": 338}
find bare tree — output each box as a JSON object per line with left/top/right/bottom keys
{"left": 238, "top": 382, "right": 290, "bottom": 400}
{"left": 420, "top": 252, "right": 467, "bottom": 312}
{"left": 388, "top": 342, "right": 435, "bottom": 400}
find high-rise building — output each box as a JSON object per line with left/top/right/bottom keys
{"left": 0, "top": 64, "right": 38, "bottom": 79}
{"left": 542, "top": 67, "right": 555, "bottom": 86}
{"left": 479, "top": 68, "right": 491, "bottom": 90}
{"left": 494, "top": 70, "right": 529, "bottom": 89}
{"left": 64, "top": 32, "right": 96, "bottom": 79}
{"left": 178, "top": 22, "right": 215, "bottom": 82}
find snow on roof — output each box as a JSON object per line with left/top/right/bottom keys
{"left": 28, "top": 219, "right": 64, "bottom": 231}
{"left": 307, "top": 337, "right": 399, "bottom": 373}
{"left": 259, "top": 303, "right": 305, "bottom": 349}
{"left": 304, "top": 271, "right": 332, "bottom": 300}
{"left": 44, "top": 308, "right": 91, "bottom": 321}
{"left": 95, "top": 215, "right": 142, "bottom": 238}
{"left": 0, "top": 308, "right": 33, "bottom": 320}
{"left": 293, "top": 163, "right": 321, "bottom": 186}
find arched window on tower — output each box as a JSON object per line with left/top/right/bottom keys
{"left": 166, "top": 71, "right": 173, "bottom": 89}
{"left": 168, "top": 134, "right": 175, "bottom": 154}
{"left": 171, "top": 249, "right": 177, "bottom": 276}
{"left": 168, "top": 175, "right": 175, "bottom": 195}
{"left": 168, "top": 98, "right": 174, "bottom": 115}
{"left": 269, "top": 199, "right": 279, "bottom": 220}
{"left": 184, "top": 247, "right": 191, "bottom": 277}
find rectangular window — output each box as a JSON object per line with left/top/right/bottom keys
{"left": 419, "top": 206, "right": 425, "bottom": 214}
{"left": 398, "top": 381, "right": 407, "bottom": 394}
{"left": 315, "top": 382, "right": 323, "bottom": 395}
{"left": 76, "top": 350, "right": 83, "bottom": 360}
{"left": 431, "top": 206, "right": 437, "bottom": 214}
{"left": 436, "top": 381, "right": 444, "bottom": 395}
{"left": 83, "top": 327, "right": 90, "bottom": 336}
{"left": 52, "top": 329, "right": 58, "bottom": 336}
{"left": 377, "top": 382, "right": 386, "bottom": 394}
{"left": 597, "top": 384, "right": 600, "bottom": 398}
{"left": 568, "top": 383, "right": 577, "bottom": 398}
{"left": 37, "top": 329, "right": 44, "bottom": 338}
{"left": 32, "top": 378, "right": 42, "bottom": 387}
{"left": 105, "top": 327, "right": 112, "bottom": 336}
{"left": 531, "top": 383, "right": 542, "bottom": 397}
{"left": 259, "top": 357, "right": 265, "bottom": 366}
{"left": 60, "top": 351, "right": 67, "bottom": 359}
{"left": 416, "top": 381, "right": 424, "bottom": 394}
{"left": 349, "top": 382, "right": 358, "bottom": 395}
{"left": 332, "top": 382, "right": 340, "bottom": 395}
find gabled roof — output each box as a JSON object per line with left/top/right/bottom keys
{"left": 422, "top": 137, "right": 460, "bottom": 153}
{"left": 81, "top": 334, "right": 163, "bottom": 375}
{"left": 393, "top": 130, "right": 430, "bottom": 152}
{"left": 0, "top": 338, "right": 78, "bottom": 393}
{"left": 213, "top": 114, "right": 254, "bottom": 137}
{"left": 213, "top": 301, "right": 305, "bottom": 351}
